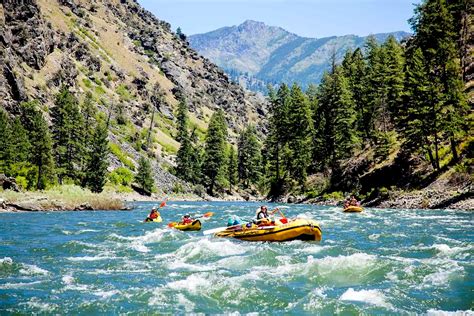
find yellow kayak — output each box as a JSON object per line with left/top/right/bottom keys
{"left": 145, "top": 216, "right": 163, "bottom": 222}
{"left": 343, "top": 206, "right": 363, "bottom": 213}
{"left": 215, "top": 218, "right": 322, "bottom": 242}
{"left": 169, "top": 220, "right": 202, "bottom": 231}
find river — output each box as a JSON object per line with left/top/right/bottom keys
{"left": 0, "top": 201, "right": 472, "bottom": 314}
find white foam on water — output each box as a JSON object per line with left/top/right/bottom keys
{"left": 421, "top": 260, "right": 464, "bottom": 287}
{"left": 0, "top": 280, "right": 44, "bottom": 289}
{"left": 22, "top": 298, "right": 58, "bottom": 313}
{"left": 176, "top": 293, "right": 196, "bottom": 312}
{"left": 93, "top": 289, "right": 120, "bottom": 299}
{"left": 66, "top": 255, "right": 116, "bottom": 261}
{"left": 300, "top": 244, "right": 327, "bottom": 254}
{"left": 173, "top": 238, "right": 249, "bottom": 262}
{"left": 0, "top": 257, "right": 13, "bottom": 265}
{"left": 432, "top": 244, "right": 472, "bottom": 259}
{"left": 19, "top": 264, "right": 49, "bottom": 276}
{"left": 301, "top": 287, "right": 328, "bottom": 310}
{"left": 339, "top": 288, "right": 392, "bottom": 309}
{"left": 167, "top": 274, "right": 212, "bottom": 295}
{"left": 369, "top": 234, "right": 380, "bottom": 240}
{"left": 62, "top": 275, "right": 74, "bottom": 285}
{"left": 426, "top": 310, "right": 474, "bottom": 316}
{"left": 111, "top": 228, "right": 177, "bottom": 253}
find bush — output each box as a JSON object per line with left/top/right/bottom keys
{"left": 172, "top": 182, "right": 184, "bottom": 194}
{"left": 322, "top": 191, "right": 344, "bottom": 200}
{"left": 108, "top": 167, "right": 133, "bottom": 186}
{"left": 193, "top": 184, "right": 206, "bottom": 197}
{"left": 109, "top": 143, "right": 135, "bottom": 170}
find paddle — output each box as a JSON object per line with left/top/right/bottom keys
{"left": 144, "top": 198, "right": 167, "bottom": 222}
{"left": 168, "top": 212, "right": 214, "bottom": 228}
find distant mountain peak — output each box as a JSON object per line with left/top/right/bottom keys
{"left": 189, "top": 22, "right": 410, "bottom": 89}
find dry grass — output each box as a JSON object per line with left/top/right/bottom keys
{"left": 0, "top": 185, "right": 125, "bottom": 211}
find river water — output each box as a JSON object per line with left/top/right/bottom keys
{"left": 0, "top": 201, "right": 472, "bottom": 314}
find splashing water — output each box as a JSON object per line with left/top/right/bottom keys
{"left": 0, "top": 201, "right": 472, "bottom": 314}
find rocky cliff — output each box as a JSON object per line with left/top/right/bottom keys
{"left": 0, "top": 0, "right": 266, "bottom": 193}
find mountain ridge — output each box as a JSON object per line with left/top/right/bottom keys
{"left": 189, "top": 20, "right": 411, "bottom": 88}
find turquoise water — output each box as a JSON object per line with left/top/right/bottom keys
{"left": 0, "top": 201, "right": 472, "bottom": 314}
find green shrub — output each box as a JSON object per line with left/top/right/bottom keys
{"left": 116, "top": 84, "right": 132, "bottom": 101}
{"left": 109, "top": 143, "right": 135, "bottom": 171}
{"left": 82, "top": 78, "right": 92, "bottom": 88}
{"left": 108, "top": 167, "right": 133, "bottom": 186}
{"left": 172, "top": 182, "right": 184, "bottom": 194}
{"left": 322, "top": 191, "right": 344, "bottom": 200}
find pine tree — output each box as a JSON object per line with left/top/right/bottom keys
{"left": 136, "top": 157, "right": 154, "bottom": 194}
{"left": 237, "top": 125, "right": 261, "bottom": 188}
{"left": 227, "top": 145, "right": 238, "bottom": 191}
{"left": 84, "top": 122, "right": 109, "bottom": 193}
{"left": 400, "top": 47, "right": 439, "bottom": 169}
{"left": 410, "top": 0, "right": 469, "bottom": 163}
{"left": 176, "top": 97, "right": 189, "bottom": 143}
{"left": 20, "top": 101, "right": 54, "bottom": 190}
{"left": 342, "top": 48, "right": 367, "bottom": 141}
{"left": 383, "top": 35, "right": 405, "bottom": 120}
{"left": 264, "top": 84, "right": 291, "bottom": 197}
{"left": 202, "top": 109, "right": 228, "bottom": 195}
{"left": 175, "top": 98, "right": 196, "bottom": 182}
{"left": 316, "top": 64, "right": 357, "bottom": 170}
{"left": 288, "top": 84, "right": 313, "bottom": 185}
{"left": 51, "top": 86, "right": 85, "bottom": 184}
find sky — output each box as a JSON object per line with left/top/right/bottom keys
{"left": 137, "top": 0, "right": 422, "bottom": 38}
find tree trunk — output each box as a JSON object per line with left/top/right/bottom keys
{"left": 434, "top": 132, "right": 440, "bottom": 170}
{"left": 450, "top": 135, "right": 459, "bottom": 162}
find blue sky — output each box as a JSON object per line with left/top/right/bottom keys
{"left": 137, "top": 0, "right": 421, "bottom": 38}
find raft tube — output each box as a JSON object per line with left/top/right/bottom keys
{"left": 214, "top": 218, "right": 322, "bottom": 242}
{"left": 171, "top": 219, "right": 202, "bottom": 231}
{"left": 343, "top": 206, "right": 363, "bottom": 213}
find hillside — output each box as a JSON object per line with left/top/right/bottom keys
{"left": 0, "top": 0, "right": 266, "bottom": 193}
{"left": 189, "top": 20, "right": 410, "bottom": 89}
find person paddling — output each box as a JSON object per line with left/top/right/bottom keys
{"left": 181, "top": 214, "right": 193, "bottom": 224}
{"left": 145, "top": 207, "right": 160, "bottom": 222}
{"left": 255, "top": 206, "right": 279, "bottom": 225}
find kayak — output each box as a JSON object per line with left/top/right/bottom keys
{"left": 343, "top": 206, "right": 363, "bottom": 213}
{"left": 145, "top": 216, "right": 163, "bottom": 222}
{"left": 214, "top": 218, "right": 322, "bottom": 242}
{"left": 170, "top": 219, "right": 202, "bottom": 231}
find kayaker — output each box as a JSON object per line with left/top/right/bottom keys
{"left": 181, "top": 214, "right": 193, "bottom": 224}
{"left": 145, "top": 208, "right": 160, "bottom": 222}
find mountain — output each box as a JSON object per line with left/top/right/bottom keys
{"left": 189, "top": 20, "right": 411, "bottom": 89}
{"left": 0, "top": 0, "right": 266, "bottom": 193}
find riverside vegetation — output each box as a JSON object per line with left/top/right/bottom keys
{"left": 0, "top": 0, "right": 472, "bottom": 210}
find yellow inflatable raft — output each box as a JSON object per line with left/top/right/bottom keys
{"left": 343, "top": 206, "right": 363, "bottom": 213}
{"left": 170, "top": 220, "right": 202, "bottom": 231}
{"left": 214, "top": 218, "right": 322, "bottom": 242}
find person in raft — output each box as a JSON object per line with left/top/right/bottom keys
{"left": 145, "top": 207, "right": 160, "bottom": 222}
{"left": 350, "top": 196, "right": 360, "bottom": 206}
{"left": 181, "top": 214, "right": 193, "bottom": 224}
{"left": 255, "top": 206, "right": 279, "bottom": 225}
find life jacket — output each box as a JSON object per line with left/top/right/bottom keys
{"left": 256, "top": 210, "right": 268, "bottom": 220}
{"left": 182, "top": 218, "right": 193, "bottom": 224}
{"left": 150, "top": 212, "right": 158, "bottom": 219}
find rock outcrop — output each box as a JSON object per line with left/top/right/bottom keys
{"left": 0, "top": 0, "right": 267, "bottom": 193}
